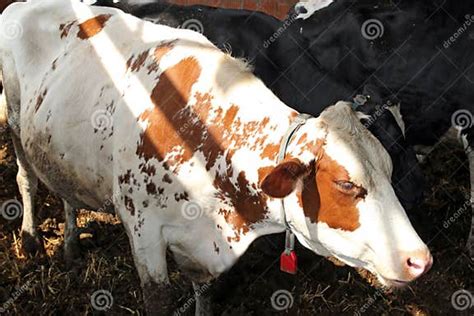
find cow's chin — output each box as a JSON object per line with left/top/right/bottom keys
{"left": 326, "top": 254, "right": 412, "bottom": 289}
{"left": 361, "top": 265, "right": 413, "bottom": 289}
{"left": 294, "top": 232, "right": 413, "bottom": 289}
{"left": 376, "top": 275, "right": 411, "bottom": 289}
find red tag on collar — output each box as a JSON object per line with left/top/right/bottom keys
{"left": 280, "top": 250, "right": 298, "bottom": 274}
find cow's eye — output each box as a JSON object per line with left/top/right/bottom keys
{"left": 336, "top": 181, "right": 355, "bottom": 192}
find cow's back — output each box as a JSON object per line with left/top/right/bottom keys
{"left": 0, "top": 0, "right": 228, "bottom": 210}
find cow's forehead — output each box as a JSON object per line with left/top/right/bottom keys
{"left": 319, "top": 105, "right": 393, "bottom": 187}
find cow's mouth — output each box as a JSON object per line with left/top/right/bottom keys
{"left": 378, "top": 275, "right": 411, "bottom": 288}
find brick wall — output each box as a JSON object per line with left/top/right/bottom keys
{"left": 0, "top": 0, "right": 14, "bottom": 13}
{"left": 167, "top": 0, "right": 299, "bottom": 19}
{"left": 0, "top": 0, "right": 299, "bottom": 19}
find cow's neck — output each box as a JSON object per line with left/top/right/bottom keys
{"left": 218, "top": 113, "right": 322, "bottom": 256}
{"left": 209, "top": 86, "right": 315, "bottom": 252}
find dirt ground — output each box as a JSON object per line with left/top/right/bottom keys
{"left": 0, "top": 126, "right": 473, "bottom": 315}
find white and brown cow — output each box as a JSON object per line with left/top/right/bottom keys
{"left": 0, "top": 0, "right": 432, "bottom": 314}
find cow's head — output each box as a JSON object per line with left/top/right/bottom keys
{"left": 260, "top": 102, "right": 432, "bottom": 287}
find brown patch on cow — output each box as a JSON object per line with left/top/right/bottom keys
{"left": 118, "top": 170, "right": 132, "bottom": 185}
{"left": 35, "top": 89, "right": 48, "bottom": 112}
{"left": 288, "top": 111, "right": 298, "bottom": 122}
{"left": 52, "top": 58, "right": 58, "bottom": 70}
{"left": 297, "top": 147, "right": 363, "bottom": 231}
{"left": 213, "top": 242, "right": 220, "bottom": 254}
{"left": 174, "top": 192, "right": 189, "bottom": 202}
{"left": 297, "top": 133, "right": 307, "bottom": 145}
{"left": 162, "top": 174, "right": 172, "bottom": 184}
{"left": 146, "top": 182, "right": 158, "bottom": 195}
{"left": 260, "top": 143, "right": 280, "bottom": 160}
{"left": 140, "top": 163, "right": 156, "bottom": 177}
{"left": 297, "top": 137, "right": 325, "bottom": 156}
{"left": 146, "top": 41, "right": 177, "bottom": 74}
{"left": 124, "top": 196, "right": 135, "bottom": 216}
{"left": 214, "top": 171, "right": 267, "bottom": 236}
{"left": 77, "top": 14, "right": 112, "bottom": 40}
{"left": 127, "top": 51, "right": 149, "bottom": 72}
{"left": 154, "top": 42, "right": 175, "bottom": 61}
{"left": 59, "top": 21, "right": 75, "bottom": 38}
{"left": 136, "top": 57, "right": 202, "bottom": 163}
{"left": 223, "top": 105, "right": 239, "bottom": 128}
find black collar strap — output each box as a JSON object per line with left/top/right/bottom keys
{"left": 277, "top": 113, "right": 312, "bottom": 254}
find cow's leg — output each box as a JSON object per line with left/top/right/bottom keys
{"left": 120, "top": 217, "right": 175, "bottom": 315}
{"left": 11, "top": 134, "right": 43, "bottom": 256}
{"left": 192, "top": 281, "right": 213, "bottom": 316}
{"left": 63, "top": 200, "right": 81, "bottom": 264}
{"left": 138, "top": 241, "right": 176, "bottom": 315}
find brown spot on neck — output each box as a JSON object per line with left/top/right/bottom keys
{"left": 147, "top": 41, "right": 176, "bottom": 74}
{"left": 77, "top": 14, "right": 112, "bottom": 40}
{"left": 59, "top": 21, "right": 75, "bottom": 39}
{"left": 124, "top": 195, "right": 135, "bottom": 216}
{"left": 214, "top": 171, "right": 268, "bottom": 236}
{"left": 35, "top": 89, "right": 48, "bottom": 113}
{"left": 127, "top": 51, "right": 149, "bottom": 72}
{"left": 162, "top": 174, "right": 173, "bottom": 184}
{"left": 297, "top": 148, "right": 362, "bottom": 231}
{"left": 154, "top": 42, "right": 176, "bottom": 62}
{"left": 261, "top": 143, "right": 280, "bottom": 160}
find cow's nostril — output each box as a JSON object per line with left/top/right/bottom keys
{"left": 407, "top": 257, "right": 423, "bottom": 270}
{"left": 406, "top": 253, "right": 433, "bottom": 278}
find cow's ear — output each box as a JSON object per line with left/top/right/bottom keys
{"left": 260, "top": 159, "right": 308, "bottom": 198}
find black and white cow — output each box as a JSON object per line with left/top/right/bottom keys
{"left": 92, "top": 0, "right": 426, "bottom": 212}
{"left": 290, "top": 0, "right": 474, "bottom": 258}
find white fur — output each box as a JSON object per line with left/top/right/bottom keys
{"left": 295, "top": 0, "right": 334, "bottom": 20}
{"left": 387, "top": 104, "right": 406, "bottom": 137}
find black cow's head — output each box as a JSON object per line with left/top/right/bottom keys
{"left": 356, "top": 85, "right": 425, "bottom": 210}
